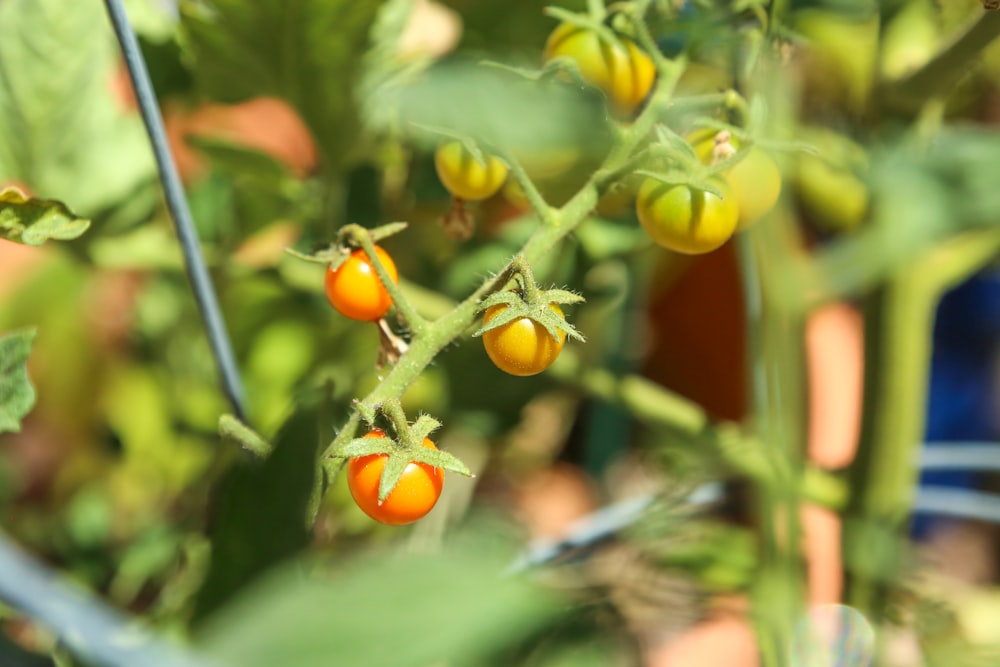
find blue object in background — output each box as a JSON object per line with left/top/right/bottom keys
{"left": 914, "top": 271, "right": 1000, "bottom": 537}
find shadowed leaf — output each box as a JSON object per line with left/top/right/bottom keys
{"left": 0, "top": 328, "right": 37, "bottom": 434}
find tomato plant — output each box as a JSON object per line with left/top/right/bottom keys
{"left": 324, "top": 246, "right": 398, "bottom": 322}
{"left": 635, "top": 178, "right": 739, "bottom": 254}
{"left": 543, "top": 22, "right": 655, "bottom": 115}
{"left": 347, "top": 429, "right": 445, "bottom": 525}
{"left": 6, "top": 1, "right": 1000, "bottom": 666}
{"left": 482, "top": 303, "right": 567, "bottom": 376}
{"left": 434, "top": 141, "right": 509, "bottom": 201}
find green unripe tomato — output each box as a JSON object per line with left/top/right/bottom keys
{"left": 690, "top": 130, "right": 781, "bottom": 229}
{"left": 636, "top": 178, "right": 739, "bottom": 255}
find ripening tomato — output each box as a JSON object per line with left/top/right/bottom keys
{"left": 324, "top": 246, "right": 398, "bottom": 321}
{"left": 636, "top": 178, "right": 738, "bottom": 254}
{"left": 482, "top": 303, "right": 566, "bottom": 376}
{"left": 347, "top": 429, "right": 444, "bottom": 525}
{"left": 690, "top": 130, "right": 781, "bottom": 229}
{"left": 543, "top": 22, "right": 656, "bottom": 115}
{"left": 434, "top": 141, "right": 508, "bottom": 201}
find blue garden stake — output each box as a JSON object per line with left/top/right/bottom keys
{"left": 103, "top": 0, "right": 247, "bottom": 422}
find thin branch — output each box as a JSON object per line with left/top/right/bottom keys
{"left": 0, "top": 531, "right": 219, "bottom": 667}
{"left": 103, "top": 0, "right": 247, "bottom": 421}
{"left": 884, "top": 9, "right": 1000, "bottom": 108}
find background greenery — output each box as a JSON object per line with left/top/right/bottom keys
{"left": 3, "top": 0, "right": 1000, "bottom": 665}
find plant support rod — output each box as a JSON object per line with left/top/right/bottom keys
{"left": 103, "top": 0, "right": 247, "bottom": 421}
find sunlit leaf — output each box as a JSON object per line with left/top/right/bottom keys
{"left": 0, "top": 188, "right": 90, "bottom": 246}
{"left": 198, "top": 535, "right": 561, "bottom": 667}
{"left": 383, "top": 60, "right": 614, "bottom": 162}
{"left": 0, "top": 0, "right": 155, "bottom": 216}
{"left": 0, "top": 328, "right": 37, "bottom": 435}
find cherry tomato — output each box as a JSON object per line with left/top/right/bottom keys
{"left": 347, "top": 429, "right": 444, "bottom": 525}
{"left": 690, "top": 130, "right": 781, "bottom": 229}
{"left": 482, "top": 303, "right": 566, "bottom": 376}
{"left": 434, "top": 141, "right": 508, "bottom": 201}
{"left": 636, "top": 178, "right": 738, "bottom": 254}
{"left": 324, "top": 246, "right": 398, "bottom": 321}
{"left": 543, "top": 22, "right": 656, "bottom": 115}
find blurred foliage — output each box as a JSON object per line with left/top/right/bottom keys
{"left": 0, "top": 329, "right": 36, "bottom": 435}
{"left": 2, "top": 0, "right": 1000, "bottom": 666}
{"left": 198, "top": 530, "right": 561, "bottom": 667}
{"left": 0, "top": 0, "right": 156, "bottom": 220}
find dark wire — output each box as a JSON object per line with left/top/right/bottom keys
{"left": 102, "top": 0, "right": 247, "bottom": 421}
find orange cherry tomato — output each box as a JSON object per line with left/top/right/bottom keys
{"left": 543, "top": 22, "right": 656, "bottom": 115}
{"left": 324, "top": 246, "right": 398, "bottom": 321}
{"left": 347, "top": 429, "right": 444, "bottom": 525}
{"left": 482, "top": 303, "right": 566, "bottom": 376}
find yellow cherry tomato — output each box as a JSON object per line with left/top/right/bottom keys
{"left": 434, "top": 141, "right": 508, "bottom": 201}
{"left": 482, "top": 303, "right": 566, "bottom": 376}
{"left": 543, "top": 23, "right": 656, "bottom": 116}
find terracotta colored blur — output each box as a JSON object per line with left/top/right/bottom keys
{"left": 644, "top": 242, "right": 746, "bottom": 421}
{"left": 807, "top": 302, "right": 864, "bottom": 468}
{"left": 165, "top": 97, "right": 318, "bottom": 182}
{"left": 644, "top": 249, "right": 865, "bottom": 665}
{"left": 646, "top": 616, "right": 759, "bottom": 667}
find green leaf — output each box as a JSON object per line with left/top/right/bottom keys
{"left": 0, "top": 328, "right": 37, "bottom": 435}
{"left": 198, "top": 535, "right": 561, "bottom": 667}
{"left": 0, "top": 188, "right": 91, "bottom": 246}
{"left": 218, "top": 414, "right": 273, "bottom": 458}
{"left": 192, "top": 406, "right": 321, "bottom": 621}
{"left": 377, "top": 452, "right": 411, "bottom": 502}
{"left": 337, "top": 435, "right": 394, "bottom": 459}
{"left": 0, "top": 0, "right": 155, "bottom": 216}
{"left": 384, "top": 60, "right": 614, "bottom": 162}
{"left": 576, "top": 217, "right": 649, "bottom": 260}
{"left": 408, "top": 448, "right": 472, "bottom": 477}
{"left": 180, "top": 0, "right": 386, "bottom": 170}
{"left": 186, "top": 137, "right": 294, "bottom": 185}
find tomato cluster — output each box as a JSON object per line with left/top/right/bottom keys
{"left": 330, "top": 10, "right": 797, "bottom": 527}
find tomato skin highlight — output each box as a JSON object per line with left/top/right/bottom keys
{"left": 324, "top": 246, "right": 398, "bottom": 321}
{"left": 543, "top": 23, "right": 655, "bottom": 115}
{"left": 347, "top": 429, "right": 444, "bottom": 526}
{"left": 636, "top": 179, "right": 738, "bottom": 255}
{"left": 434, "top": 142, "right": 508, "bottom": 201}
{"left": 482, "top": 304, "right": 566, "bottom": 377}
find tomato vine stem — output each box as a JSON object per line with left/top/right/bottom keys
{"left": 342, "top": 224, "right": 428, "bottom": 334}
